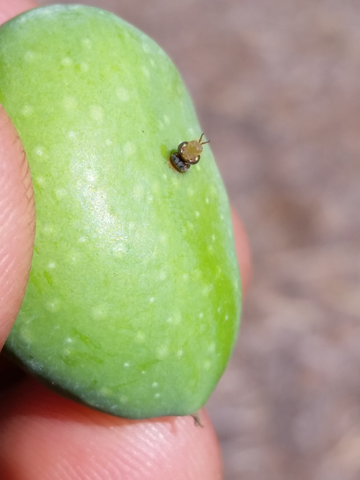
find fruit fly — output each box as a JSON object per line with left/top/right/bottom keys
{"left": 170, "top": 133, "right": 210, "bottom": 173}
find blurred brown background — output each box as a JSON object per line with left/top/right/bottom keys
{"left": 38, "top": 1, "right": 360, "bottom": 478}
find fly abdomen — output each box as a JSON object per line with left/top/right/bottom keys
{"left": 170, "top": 153, "right": 190, "bottom": 173}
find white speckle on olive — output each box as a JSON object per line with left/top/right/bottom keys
{"left": 90, "top": 105, "right": 104, "bottom": 123}
{"left": 151, "top": 181, "right": 160, "bottom": 193}
{"left": 177, "top": 350, "right": 183, "bottom": 358}
{"left": 92, "top": 306, "right": 107, "bottom": 319}
{"left": 202, "top": 286, "right": 210, "bottom": 297}
{"left": 199, "top": 312, "right": 204, "bottom": 319}
{"left": 206, "top": 197, "right": 209, "bottom": 204}
{"left": 166, "top": 317, "right": 173, "bottom": 324}
{"left": 187, "top": 187, "right": 194, "bottom": 197}
{"left": 34, "top": 146, "right": 45, "bottom": 157}
{"left": 150, "top": 58, "right": 155, "bottom": 67}
{"left": 113, "top": 247, "right": 125, "bottom": 259}
{"left": 99, "top": 387, "right": 110, "bottom": 396}
{"left": 195, "top": 165, "right": 201, "bottom": 171}
{"left": 135, "top": 332, "right": 145, "bottom": 343}
{"left": 46, "top": 300, "right": 60, "bottom": 312}
{"left": 24, "top": 51, "right": 35, "bottom": 62}
{"left": 63, "top": 96, "right": 77, "bottom": 110}
{"left": 68, "top": 252, "right": 80, "bottom": 264}
{"left": 154, "top": 393, "right": 161, "bottom": 399}
{"left": 183, "top": 273, "right": 189, "bottom": 281}
{"left": 208, "top": 245, "right": 214, "bottom": 253}
{"left": 19, "top": 328, "right": 33, "bottom": 344}
{"left": 68, "top": 131, "right": 76, "bottom": 139}
{"left": 162, "top": 173, "right": 168, "bottom": 180}
{"left": 217, "top": 307, "right": 222, "bottom": 313}
{"left": 55, "top": 189, "right": 68, "bottom": 200}
{"left": 194, "top": 269, "right": 201, "bottom": 279}
{"left": 120, "top": 395, "right": 127, "bottom": 404}
{"left": 78, "top": 236, "right": 86, "bottom": 243}
{"left": 163, "top": 114, "right": 170, "bottom": 124}
{"left": 148, "top": 195, "right": 154, "bottom": 203}
{"left": 48, "top": 262, "right": 56, "bottom": 269}
{"left": 187, "top": 222, "right": 194, "bottom": 231}
{"left": 105, "top": 139, "right": 112, "bottom": 146}
{"left": 65, "top": 337, "right": 73, "bottom": 344}
{"left": 116, "top": 87, "right": 129, "bottom": 102}
{"left": 124, "top": 362, "right": 130, "bottom": 368}
{"left": 171, "top": 178, "right": 179, "bottom": 188}
{"left": 81, "top": 38, "right": 92, "bottom": 49}
{"left": 133, "top": 184, "right": 144, "bottom": 201}
{"left": 152, "top": 382, "right": 158, "bottom": 388}
{"left": 225, "top": 315, "right": 229, "bottom": 321}
{"left": 149, "top": 297, "right": 155, "bottom": 304}
{"left": 42, "top": 225, "right": 55, "bottom": 236}
{"left": 80, "top": 62, "right": 89, "bottom": 72}
{"left": 61, "top": 57, "right": 72, "bottom": 67}
{"left": 142, "top": 66, "right": 150, "bottom": 77}
{"left": 208, "top": 343, "right": 215, "bottom": 353}
{"left": 159, "top": 234, "right": 167, "bottom": 244}
{"left": 204, "top": 360, "right": 211, "bottom": 371}
{"left": 212, "top": 234, "right": 216, "bottom": 241}
{"left": 195, "top": 211, "right": 200, "bottom": 218}
{"left": 159, "top": 271, "right": 167, "bottom": 280}
{"left": 123, "top": 141, "right": 136, "bottom": 157}
{"left": 36, "top": 176, "right": 45, "bottom": 186}
{"left": 157, "top": 345, "right": 168, "bottom": 358}
{"left": 21, "top": 105, "right": 33, "bottom": 116}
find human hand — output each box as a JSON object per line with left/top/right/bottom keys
{"left": 0, "top": 2, "right": 251, "bottom": 478}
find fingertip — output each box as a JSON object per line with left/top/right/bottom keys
{"left": 231, "top": 207, "right": 251, "bottom": 296}
{"left": 0, "top": 105, "right": 35, "bottom": 348}
{"left": 0, "top": 0, "right": 37, "bottom": 25}
{"left": 0, "top": 379, "right": 222, "bottom": 480}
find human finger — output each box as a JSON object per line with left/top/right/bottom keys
{"left": 0, "top": 0, "right": 37, "bottom": 25}
{"left": 0, "top": 105, "right": 35, "bottom": 349}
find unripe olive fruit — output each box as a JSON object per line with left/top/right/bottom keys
{"left": 0, "top": 5, "right": 241, "bottom": 419}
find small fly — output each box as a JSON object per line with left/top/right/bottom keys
{"left": 170, "top": 133, "right": 209, "bottom": 173}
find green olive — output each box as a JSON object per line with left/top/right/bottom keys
{"left": 0, "top": 5, "right": 241, "bottom": 419}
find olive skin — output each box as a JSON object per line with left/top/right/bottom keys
{"left": 0, "top": 5, "right": 241, "bottom": 419}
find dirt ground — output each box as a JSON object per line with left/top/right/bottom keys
{"left": 39, "top": 1, "right": 360, "bottom": 478}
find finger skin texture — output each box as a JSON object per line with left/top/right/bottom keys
{"left": 0, "top": 0, "right": 37, "bottom": 25}
{"left": 0, "top": 105, "right": 35, "bottom": 348}
{"left": 231, "top": 207, "right": 251, "bottom": 296}
{"left": 0, "top": 379, "right": 222, "bottom": 480}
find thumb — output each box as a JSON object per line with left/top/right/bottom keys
{"left": 0, "top": 105, "right": 35, "bottom": 348}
